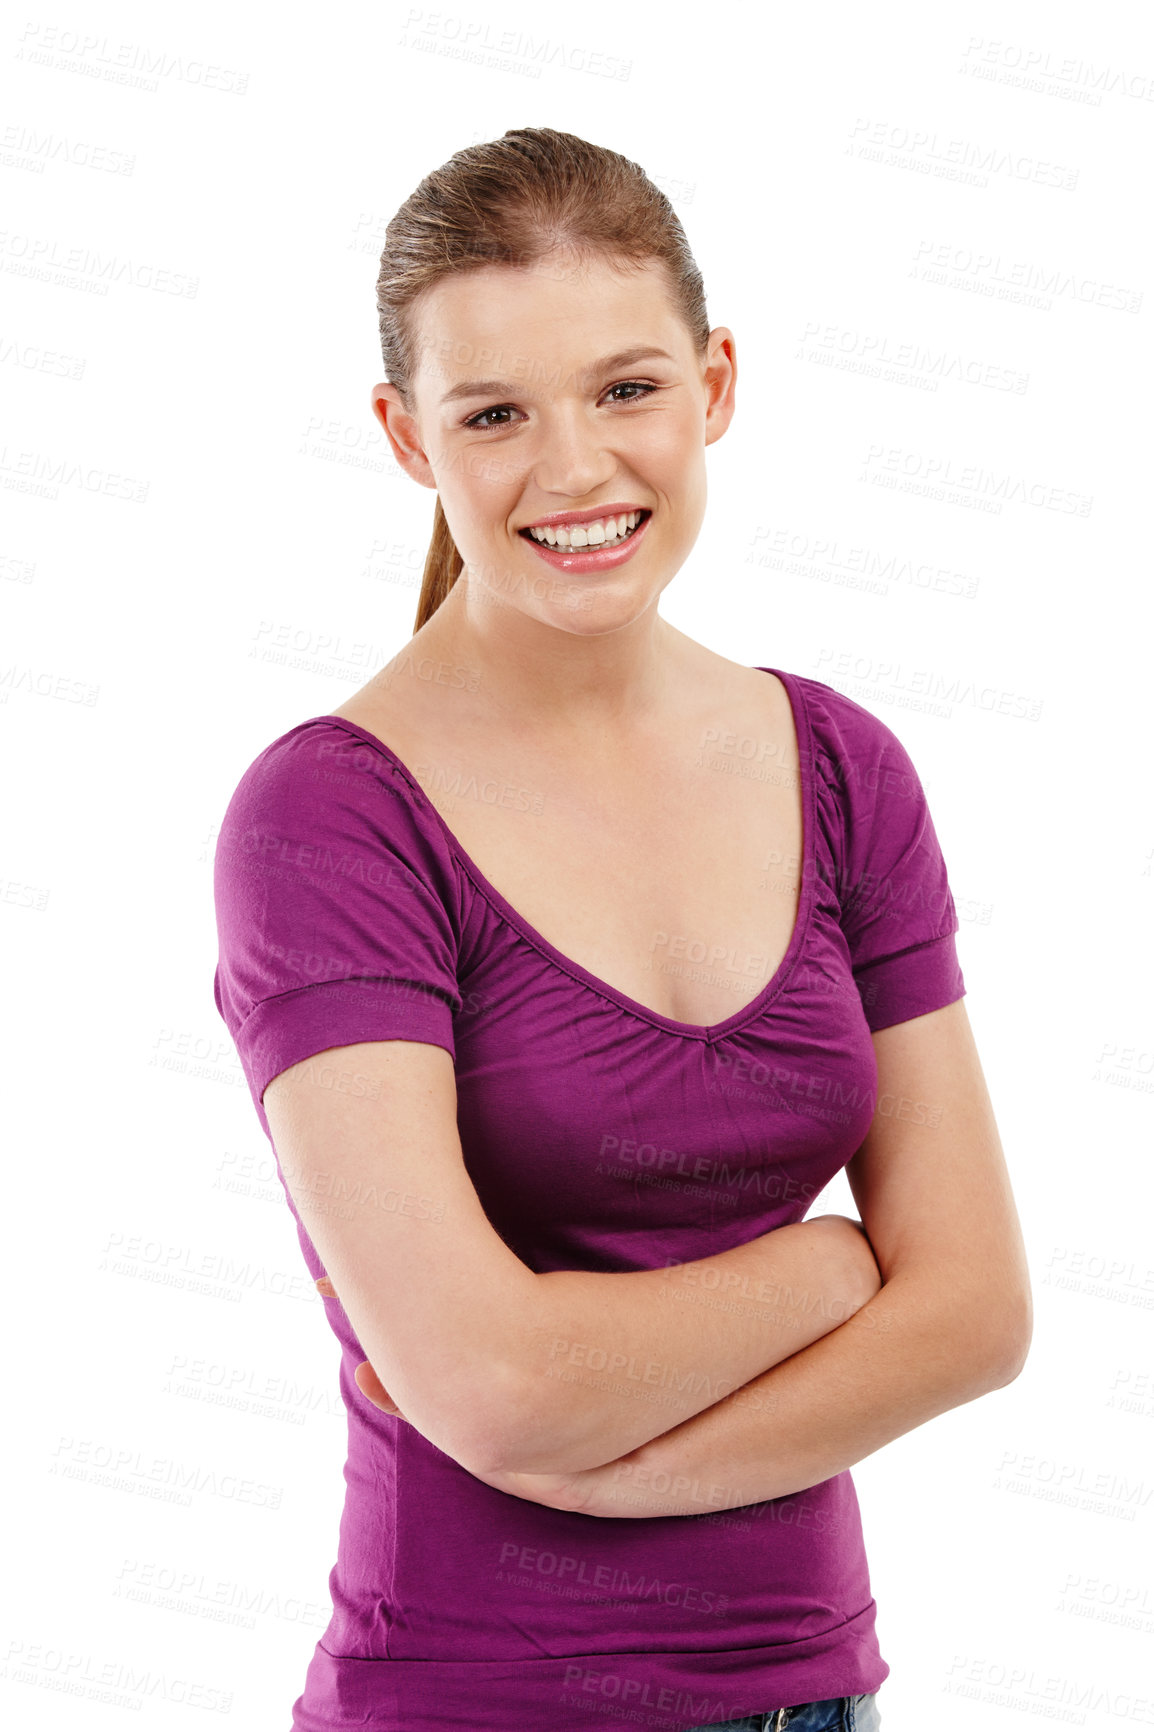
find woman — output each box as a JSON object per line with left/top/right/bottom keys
{"left": 213, "top": 127, "right": 1031, "bottom": 1732}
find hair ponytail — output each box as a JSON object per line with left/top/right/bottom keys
{"left": 415, "top": 495, "right": 465, "bottom": 634}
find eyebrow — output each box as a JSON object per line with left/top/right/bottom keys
{"left": 437, "top": 346, "right": 677, "bottom": 407}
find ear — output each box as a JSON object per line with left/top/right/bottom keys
{"left": 371, "top": 382, "right": 438, "bottom": 490}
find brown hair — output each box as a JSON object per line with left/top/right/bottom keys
{"left": 373, "top": 127, "right": 711, "bottom": 634}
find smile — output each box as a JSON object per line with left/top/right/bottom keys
{"left": 517, "top": 508, "right": 654, "bottom": 573}
{"left": 521, "top": 509, "right": 649, "bottom": 549}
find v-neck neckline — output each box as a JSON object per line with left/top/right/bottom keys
{"left": 303, "top": 666, "right": 815, "bottom": 1042}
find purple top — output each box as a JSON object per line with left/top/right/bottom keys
{"left": 212, "top": 667, "right": 965, "bottom": 1731}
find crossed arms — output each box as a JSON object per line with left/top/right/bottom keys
{"left": 268, "top": 996, "right": 1032, "bottom": 1519}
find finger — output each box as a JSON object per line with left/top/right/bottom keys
{"left": 354, "top": 1359, "right": 402, "bottom": 1416}
{"left": 315, "top": 1276, "right": 336, "bottom": 1298}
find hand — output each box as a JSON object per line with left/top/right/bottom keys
{"left": 313, "top": 1274, "right": 599, "bottom": 1513}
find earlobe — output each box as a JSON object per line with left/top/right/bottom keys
{"left": 704, "top": 391, "right": 737, "bottom": 448}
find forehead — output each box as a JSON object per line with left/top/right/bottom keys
{"left": 410, "top": 253, "right": 684, "bottom": 401}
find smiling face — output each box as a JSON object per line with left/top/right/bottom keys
{"left": 371, "top": 249, "right": 737, "bottom": 640}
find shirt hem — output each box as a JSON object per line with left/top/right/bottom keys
{"left": 290, "top": 1600, "right": 888, "bottom": 1731}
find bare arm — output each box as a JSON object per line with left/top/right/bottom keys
{"left": 265, "top": 1038, "right": 879, "bottom": 1481}
{"left": 492, "top": 1210, "right": 881, "bottom": 1474}
{"left": 558, "top": 999, "right": 1033, "bottom": 1517}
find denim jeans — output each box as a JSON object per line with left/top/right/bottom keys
{"left": 682, "top": 1690, "right": 882, "bottom": 1732}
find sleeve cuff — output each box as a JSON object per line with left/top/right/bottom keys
{"left": 236, "top": 976, "right": 457, "bottom": 1106}
{"left": 853, "top": 930, "right": 966, "bottom": 1034}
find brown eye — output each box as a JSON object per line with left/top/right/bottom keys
{"left": 463, "top": 381, "right": 657, "bottom": 431}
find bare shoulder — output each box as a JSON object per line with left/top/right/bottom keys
{"left": 328, "top": 684, "right": 395, "bottom": 733}
{"left": 683, "top": 639, "right": 788, "bottom": 706}
{"left": 684, "top": 646, "right": 797, "bottom": 762}
{"left": 326, "top": 656, "right": 443, "bottom": 757}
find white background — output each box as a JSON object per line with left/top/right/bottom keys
{"left": 3, "top": 1, "right": 1152, "bottom": 1727}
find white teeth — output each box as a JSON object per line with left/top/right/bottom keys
{"left": 527, "top": 509, "right": 644, "bottom": 548}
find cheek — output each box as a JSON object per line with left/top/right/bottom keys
{"left": 637, "top": 421, "right": 699, "bottom": 476}
{"left": 445, "top": 485, "right": 519, "bottom": 545}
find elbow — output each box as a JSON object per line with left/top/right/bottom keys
{"left": 471, "top": 1371, "right": 561, "bottom": 1468}
{"left": 446, "top": 1280, "right": 563, "bottom": 1476}
{"left": 921, "top": 1274, "right": 1032, "bottom": 1396}
{"left": 384, "top": 1357, "right": 527, "bottom": 1480}
{"left": 983, "top": 1288, "right": 1034, "bottom": 1390}
{"left": 454, "top": 1361, "right": 545, "bottom": 1478}
{"left": 469, "top": 1364, "right": 575, "bottom": 1477}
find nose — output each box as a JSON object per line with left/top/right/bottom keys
{"left": 526, "top": 399, "right": 619, "bottom": 502}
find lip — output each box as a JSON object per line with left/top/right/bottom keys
{"left": 518, "top": 507, "right": 653, "bottom": 574}
{"left": 518, "top": 502, "right": 648, "bottom": 531}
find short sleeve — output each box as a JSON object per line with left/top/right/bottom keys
{"left": 212, "top": 720, "right": 463, "bottom": 1110}
{"left": 810, "top": 683, "right": 966, "bottom": 1033}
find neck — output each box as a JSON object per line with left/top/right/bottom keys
{"left": 411, "top": 576, "right": 697, "bottom": 738}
